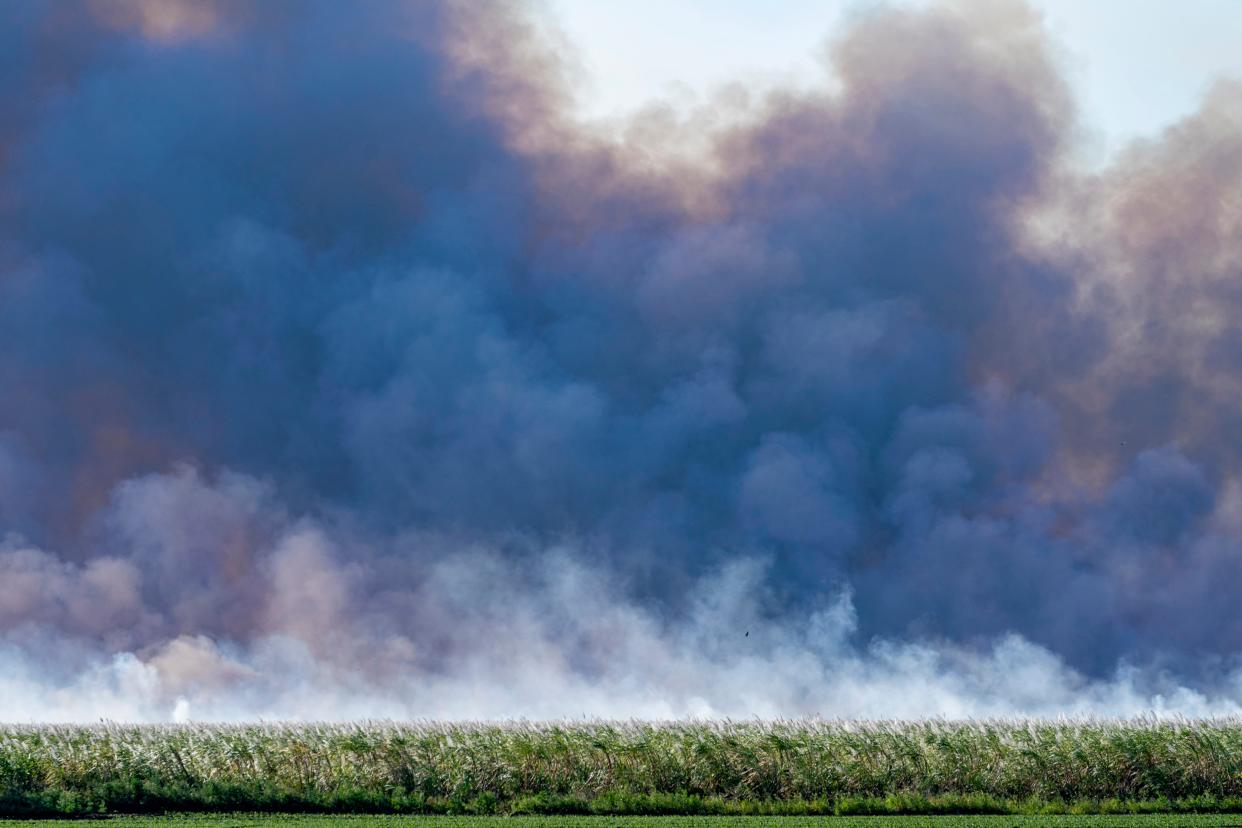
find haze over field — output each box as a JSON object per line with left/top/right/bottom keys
{"left": 3, "top": 0, "right": 1242, "bottom": 721}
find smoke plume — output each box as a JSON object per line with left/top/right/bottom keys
{"left": 3, "top": 0, "right": 1242, "bottom": 721}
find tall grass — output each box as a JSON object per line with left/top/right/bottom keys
{"left": 4, "top": 719, "right": 1242, "bottom": 815}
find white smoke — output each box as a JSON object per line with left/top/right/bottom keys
{"left": 2, "top": 467, "right": 1240, "bottom": 723}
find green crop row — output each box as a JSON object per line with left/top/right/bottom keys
{"left": 11, "top": 815, "right": 1242, "bottom": 827}
{"left": 4, "top": 719, "right": 1242, "bottom": 815}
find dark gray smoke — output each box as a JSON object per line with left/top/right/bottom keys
{"left": 3, "top": 0, "right": 1242, "bottom": 721}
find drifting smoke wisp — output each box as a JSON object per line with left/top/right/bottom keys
{"left": 2, "top": 0, "right": 1242, "bottom": 721}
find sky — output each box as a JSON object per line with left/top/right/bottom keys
{"left": 3, "top": 0, "right": 1242, "bottom": 722}
{"left": 553, "top": 0, "right": 1242, "bottom": 162}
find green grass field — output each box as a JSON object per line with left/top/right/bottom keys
{"left": 9, "top": 815, "right": 1242, "bottom": 827}
{"left": 6, "top": 720, "right": 1242, "bottom": 817}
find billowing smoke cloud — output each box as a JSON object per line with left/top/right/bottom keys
{"left": 3, "top": 0, "right": 1242, "bottom": 721}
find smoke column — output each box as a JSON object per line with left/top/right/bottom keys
{"left": 3, "top": 0, "right": 1242, "bottom": 721}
